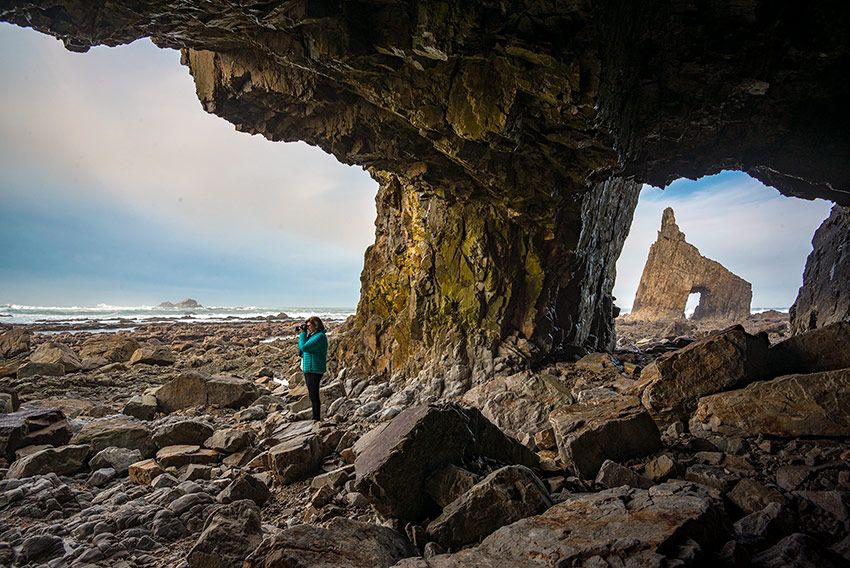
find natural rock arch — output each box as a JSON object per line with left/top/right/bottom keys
{"left": 2, "top": 2, "right": 848, "bottom": 385}
{"left": 629, "top": 208, "right": 752, "bottom": 323}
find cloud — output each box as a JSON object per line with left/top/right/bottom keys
{"left": 613, "top": 172, "right": 833, "bottom": 311}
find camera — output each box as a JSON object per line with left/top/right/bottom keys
{"left": 298, "top": 323, "right": 308, "bottom": 332}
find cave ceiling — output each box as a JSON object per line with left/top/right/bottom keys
{"left": 2, "top": 1, "right": 848, "bottom": 212}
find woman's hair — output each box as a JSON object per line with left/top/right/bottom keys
{"left": 306, "top": 316, "right": 325, "bottom": 332}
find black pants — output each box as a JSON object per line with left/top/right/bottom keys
{"left": 304, "top": 372, "right": 323, "bottom": 420}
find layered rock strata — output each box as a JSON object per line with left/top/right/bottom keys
{"left": 790, "top": 205, "right": 850, "bottom": 335}
{"left": 3, "top": 2, "right": 848, "bottom": 378}
{"left": 629, "top": 208, "right": 752, "bottom": 322}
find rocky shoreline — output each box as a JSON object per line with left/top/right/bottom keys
{"left": 1, "top": 319, "right": 849, "bottom": 567}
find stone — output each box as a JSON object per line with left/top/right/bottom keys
{"left": 595, "top": 459, "right": 652, "bottom": 489}
{"left": 7, "top": 444, "right": 90, "bottom": 478}
{"left": 628, "top": 208, "right": 752, "bottom": 322}
{"left": 122, "top": 394, "right": 158, "bottom": 420}
{"left": 218, "top": 473, "right": 270, "bottom": 506}
{"left": 244, "top": 517, "right": 416, "bottom": 568}
{"left": 0, "top": 328, "right": 30, "bottom": 358}
{"left": 152, "top": 419, "right": 214, "bottom": 447}
{"left": 311, "top": 464, "right": 355, "bottom": 490}
{"left": 79, "top": 334, "right": 140, "bottom": 363}
{"left": 770, "top": 321, "right": 850, "bottom": 375}
{"left": 733, "top": 502, "right": 793, "bottom": 545}
{"left": 0, "top": 392, "right": 13, "bottom": 413}
{"left": 206, "top": 374, "right": 261, "bottom": 408}
{"left": 156, "top": 445, "right": 218, "bottom": 468}
{"left": 396, "top": 481, "right": 725, "bottom": 567}
{"left": 188, "top": 499, "right": 263, "bottom": 568}
{"left": 70, "top": 417, "right": 154, "bottom": 456}
{"left": 128, "top": 459, "right": 162, "bottom": 485}
{"left": 155, "top": 372, "right": 260, "bottom": 412}
{"left": 29, "top": 341, "right": 83, "bottom": 372}
{"left": 354, "top": 403, "right": 539, "bottom": 522}
{"left": 548, "top": 395, "right": 660, "bottom": 479}
{"left": 426, "top": 465, "right": 552, "bottom": 550}
{"left": 790, "top": 205, "right": 850, "bottom": 335}
{"left": 88, "top": 467, "right": 117, "bottom": 486}
{"left": 0, "top": 407, "right": 71, "bottom": 460}
{"left": 181, "top": 464, "right": 212, "bottom": 481}
{"left": 751, "top": 533, "right": 848, "bottom": 568}
{"left": 16, "top": 360, "right": 65, "bottom": 378}
{"left": 129, "top": 344, "right": 176, "bottom": 366}
{"left": 268, "top": 433, "right": 326, "bottom": 484}
{"left": 425, "top": 464, "right": 479, "bottom": 508}
{"left": 204, "top": 428, "right": 252, "bottom": 453}
{"left": 685, "top": 464, "right": 739, "bottom": 493}
{"left": 690, "top": 368, "right": 850, "bottom": 437}
{"left": 633, "top": 325, "right": 770, "bottom": 422}
{"left": 89, "top": 446, "right": 142, "bottom": 474}
{"left": 17, "top": 534, "right": 65, "bottom": 565}
{"left": 644, "top": 454, "right": 679, "bottom": 482}
{"left": 460, "top": 370, "right": 573, "bottom": 441}
{"left": 728, "top": 478, "right": 786, "bottom": 515}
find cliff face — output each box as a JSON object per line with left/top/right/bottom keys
{"left": 790, "top": 206, "right": 850, "bottom": 334}
{"left": 2, "top": 2, "right": 848, "bottom": 378}
{"left": 629, "top": 209, "right": 752, "bottom": 323}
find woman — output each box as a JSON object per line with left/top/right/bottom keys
{"left": 297, "top": 316, "right": 328, "bottom": 421}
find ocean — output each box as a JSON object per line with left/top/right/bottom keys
{"left": 0, "top": 304, "right": 356, "bottom": 326}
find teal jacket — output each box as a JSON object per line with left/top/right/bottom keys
{"left": 298, "top": 330, "right": 328, "bottom": 374}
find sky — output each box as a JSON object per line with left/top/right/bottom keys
{"left": 0, "top": 23, "right": 834, "bottom": 310}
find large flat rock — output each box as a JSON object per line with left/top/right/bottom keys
{"left": 355, "top": 403, "right": 538, "bottom": 523}
{"left": 155, "top": 372, "right": 260, "bottom": 413}
{"left": 632, "top": 325, "right": 770, "bottom": 422}
{"left": 70, "top": 417, "right": 154, "bottom": 456}
{"left": 29, "top": 342, "right": 82, "bottom": 372}
{"left": 244, "top": 517, "right": 415, "bottom": 568}
{"left": 690, "top": 368, "right": 850, "bottom": 437}
{"left": 549, "top": 395, "right": 660, "bottom": 479}
{"left": 0, "top": 408, "right": 70, "bottom": 460}
{"left": 395, "top": 481, "right": 726, "bottom": 567}
{"left": 0, "top": 328, "right": 30, "bottom": 359}
{"left": 79, "top": 334, "right": 140, "bottom": 363}
{"left": 769, "top": 321, "right": 850, "bottom": 375}
{"left": 7, "top": 444, "right": 90, "bottom": 479}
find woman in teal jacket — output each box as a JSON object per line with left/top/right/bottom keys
{"left": 297, "top": 316, "right": 328, "bottom": 420}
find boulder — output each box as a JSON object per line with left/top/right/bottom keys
{"left": 354, "top": 403, "right": 539, "bottom": 522}
{"left": 79, "top": 334, "right": 140, "bottom": 363}
{"left": 128, "top": 459, "right": 162, "bottom": 485}
{"left": 733, "top": 502, "right": 793, "bottom": 546}
{"left": 188, "top": 500, "right": 263, "bottom": 568}
{"left": 89, "top": 447, "right": 143, "bottom": 474}
{"left": 461, "top": 370, "right": 573, "bottom": 441}
{"left": 632, "top": 326, "right": 770, "bottom": 422}
{"left": 16, "top": 361, "right": 65, "bottom": 379}
{"left": 29, "top": 341, "right": 83, "bottom": 372}
{"left": 769, "top": 322, "right": 850, "bottom": 375}
{"left": 122, "top": 394, "right": 158, "bottom": 420}
{"left": 155, "top": 372, "right": 260, "bottom": 413}
{"left": 425, "top": 465, "right": 479, "bottom": 508}
{"left": 395, "top": 481, "right": 725, "bottom": 567}
{"left": 156, "top": 445, "right": 219, "bottom": 468}
{"left": 244, "top": 517, "right": 416, "bottom": 568}
{"left": 690, "top": 368, "right": 850, "bottom": 437}
{"left": 0, "top": 408, "right": 71, "bottom": 460}
{"left": 7, "top": 444, "right": 90, "bottom": 478}
{"left": 130, "top": 344, "right": 176, "bottom": 366}
{"left": 70, "top": 417, "right": 154, "bottom": 456}
{"left": 595, "top": 459, "right": 653, "bottom": 489}
{"left": 549, "top": 395, "right": 661, "bottom": 479}
{"left": 426, "top": 465, "right": 552, "bottom": 550}
{"left": 0, "top": 392, "right": 13, "bottom": 413}
{"left": 205, "top": 428, "right": 252, "bottom": 453}
{"left": 751, "top": 533, "right": 848, "bottom": 568}
{"left": 152, "top": 419, "right": 214, "bottom": 448}
{"left": 268, "top": 433, "right": 326, "bottom": 484}
{"left": 206, "top": 374, "right": 262, "bottom": 408}
{"left": 0, "top": 328, "right": 30, "bottom": 358}
{"left": 728, "top": 478, "right": 786, "bottom": 515}
{"left": 218, "top": 473, "right": 270, "bottom": 506}
{"left": 16, "top": 534, "right": 65, "bottom": 565}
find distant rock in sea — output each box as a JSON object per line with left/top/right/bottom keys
{"left": 158, "top": 298, "right": 202, "bottom": 309}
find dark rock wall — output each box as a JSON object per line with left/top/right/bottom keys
{"left": 1, "top": 1, "right": 849, "bottom": 377}
{"left": 790, "top": 206, "right": 850, "bottom": 334}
